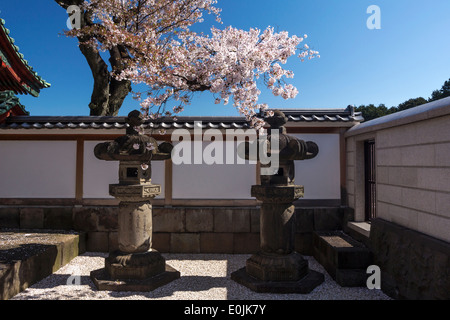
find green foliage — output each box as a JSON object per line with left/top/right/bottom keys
{"left": 355, "top": 104, "right": 394, "bottom": 121}
{"left": 397, "top": 97, "right": 428, "bottom": 111}
{"left": 357, "top": 78, "right": 450, "bottom": 122}
{"left": 429, "top": 79, "right": 450, "bottom": 102}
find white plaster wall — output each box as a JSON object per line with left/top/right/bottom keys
{"left": 292, "top": 134, "right": 341, "bottom": 200}
{"left": 150, "top": 161, "right": 165, "bottom": 199}
{"left": 172, "top": 140, "right": 255, "bottom": 199}
{"left": 83, "top": 141, "right": 165, "bottom": 198}
{"left": 83, "top": 141, "right": 118, "bottom": 199}
{"left": 171, "top": 134, "right": 340, "bottom": 200}
{"left": 0, "top": 141, "right": 77, "bottom": 198}
{"left": 0, "top": 134, "right": 340, "bottom": 201}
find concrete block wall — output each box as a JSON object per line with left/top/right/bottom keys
{"left": 375, "top": 115, "right": 450, "bottom": 243}
{"left": 346, "top": 97, "right": 450, "bottom": 243}
{"left": 345, "top": 97, "right": 450, "bottom": 299}
{"left": 152, "top": 207, "right": 261, "bottom": 254}
{"left": 371, "top": 218, "right": 450, "bottom": 299}
{"left": 0, "top": 205, "right": 347, "bottom": 255}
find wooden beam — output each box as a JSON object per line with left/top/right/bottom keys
{"left": 0, "top": 134, "right": 121, "bottom": 141}
{"left": 255, "top": 161, "right": 261, "bottom": 185}
{"left": 339, "top": 128, "right": 347, "bottom": 206}
{"left": 75, "top": 138, "right": 84, "bottom": 204}
{"left": 286, "top": 127, "right": 342, "bottom": 134}
{"left": 170, "top": 199, "right": 259, "bottom": 207}
{"left": 164, "top": 159, "right": 173, "bottom": 206}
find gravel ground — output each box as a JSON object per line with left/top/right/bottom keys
{"left": 11, "top": 252, "right": 391, "bottom": 300}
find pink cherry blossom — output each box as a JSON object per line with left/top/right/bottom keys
{"left": 65, "top": 0, "right": 319, "bottom": 130}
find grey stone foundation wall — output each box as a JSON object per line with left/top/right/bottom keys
{"left": 370, "top": 218, "right": 450, "bottom": 300}
{"left": 0, "top": 206, "right": 348, "bottom": 255}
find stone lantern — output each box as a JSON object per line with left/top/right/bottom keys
{"left": 231, "top": 110, "right": 325, "bottom": 293}
{"left": 90, "top": 110, "right": 180, "bottom": 291}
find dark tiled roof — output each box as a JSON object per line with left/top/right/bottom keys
{"left": 267, "top": 106, "right": 363, "bottom": 122}
{"left": 0, "top": 115, "right": 251, "bottom": 130}
{"left": 0, "top": 91, "right": 28, "bottom": 116}
{"left": 0, "top": 106, "right": 363, "bottom": 130}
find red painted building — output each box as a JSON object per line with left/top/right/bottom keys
{"left": 0, "top": 18, "right": 50, "bottom": 122}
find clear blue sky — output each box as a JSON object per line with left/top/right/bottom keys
{"left": 1, "top": 0, "right": 450, "bottom": 117}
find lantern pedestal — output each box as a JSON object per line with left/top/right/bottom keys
{"left": 231, "top": 185, "right": 324, "bottom": 293}
{"left": 90, "top": 111, "right": 179, "bottom": 292}
{"left": 90, "top": 182, "right": 180, "bottom": 292}
{"left": 231, "top": 110, "right": 324, "bottom": 293}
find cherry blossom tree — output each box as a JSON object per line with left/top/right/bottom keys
{"left": 56, "top": 0, "right": 318, "bottom": 129}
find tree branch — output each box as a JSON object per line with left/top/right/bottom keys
{"left": 54, "top": 0, "right": 84, "bottom": 9}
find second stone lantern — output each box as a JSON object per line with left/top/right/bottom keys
{"left": 232, "top": 110, "right": 325, "bottom": 293}
{"left": 90, "top": 110, "right": 180, "bottom": 292}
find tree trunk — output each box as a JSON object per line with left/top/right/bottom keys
{"left": 107, "top": 78, "right": 132, "bottom": 116}
{"left": 107, "top": 46, "right": 132, "bottom": 116}
{"left": 55, "top": 0, "right": 131, "bottom": 116}
{"left": 78, "top": 41, "right": 110, "bottom": 116}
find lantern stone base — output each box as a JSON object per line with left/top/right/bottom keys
{"left": 105, "top": 250, "right": 166, "bottom": 280}
{"left": 90, "top": 265, "right": 180, "bottom": 292}
{"left": 231, "top": 267, "right": 324, "bottom": 294}
{"left": 90, "top": 250, "right": 180, "bottom": 292}
{"left": 231, "top": 252, "right": 324, "bottom": 294}
{"left": 246, "top": 251, "right": 309, "bottom": 282}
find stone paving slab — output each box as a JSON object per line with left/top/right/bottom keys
{"left": 0, "top": 229, "right": 85, "bottom": 300}
{"left": 312, "top": 230, "right": 372, "bottom": 287}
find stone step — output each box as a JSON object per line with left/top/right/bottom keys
{"left": 312, "top": 230, "right": 372, "bottom": 287}
{"left": 0, "top": 229, "right": 86, "bottom": 300}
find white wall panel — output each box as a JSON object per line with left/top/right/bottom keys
{"left": 0, "top": 134, "right": 340, "bottom": 201}
{"left": 171, "top": 134, "right": 340, "bottom": 200}
{"left": 172, "top": 140, "right": 255, "bottom": 199}
{"left": 292, "top": 134, "right": 341, "bottom": 199}
{"left": 83, "top": 141, "right": 118, "bottom": 199}
{"left": 0, "top": 141, "right": 77, "bottom": 198}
